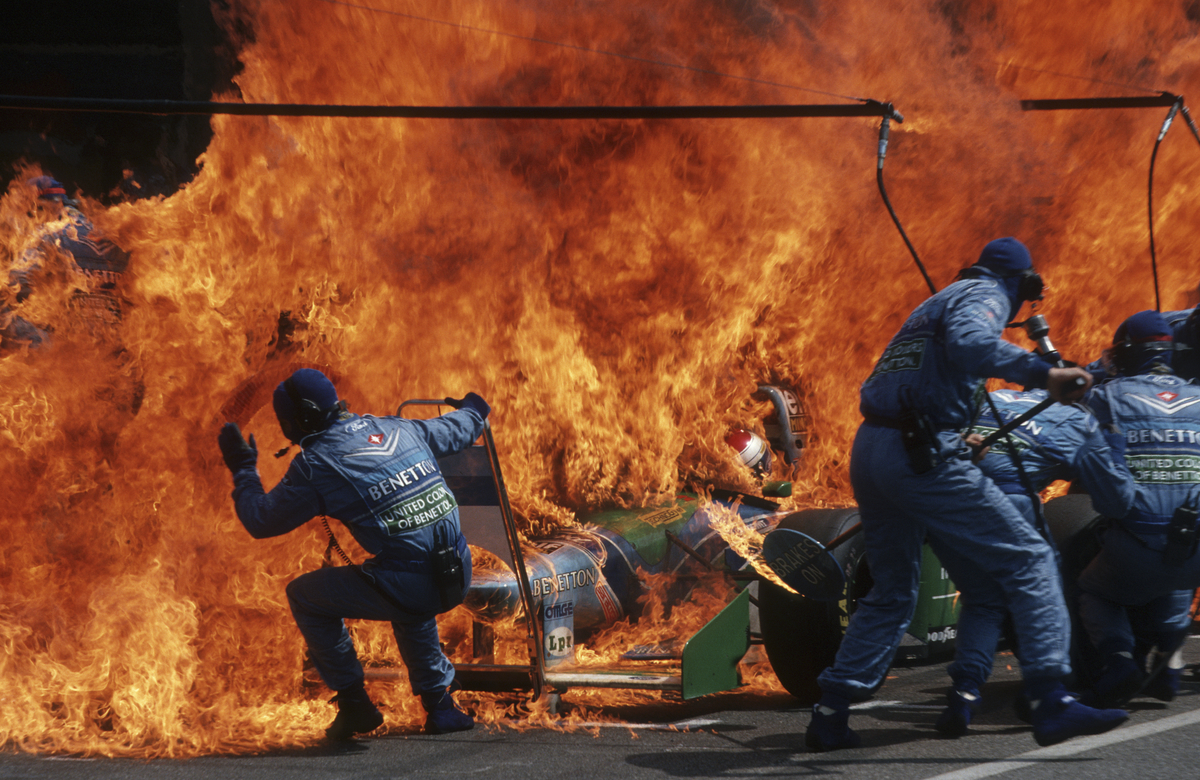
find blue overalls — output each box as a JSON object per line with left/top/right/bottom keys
{"left": 228, "top": 408, "right": 484, "bottom": 695}
{"left": 819, "top": 272, "right": 1073, "bottom": 702}
{"left": 1079, "top": 371, "right": 1200, "bottom": 661}
{"left": 931, "top": 389, "right": 1135, "bottom": 693}
{"left": 1, "top": 206, "right": 129, "bottom": 348}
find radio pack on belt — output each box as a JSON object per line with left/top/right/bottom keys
{"left": 898, "top": 407, "right": 939, "bottom": 475}
{"left": 431, "top": 523, "right": 466, "bottom": 611}
{"left": 1163, "top": 504, "right": 1200, "bottom": 567}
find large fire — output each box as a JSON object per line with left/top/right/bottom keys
{"left": 2, "top": 0, "right": 1199, "bottom": 757}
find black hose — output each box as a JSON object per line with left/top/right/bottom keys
{"left": 1181, "top": 104, "right": 1200, "bottom": 149}
{"left": 875, "top": 112, "right": 936, "bottom": 296}
{"left": 1148, "top": 99, "right": 1181, "bottom": 312}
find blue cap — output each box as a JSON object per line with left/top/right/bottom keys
{"left": 975, "top": 237, "right": 1032, "bottom": 276}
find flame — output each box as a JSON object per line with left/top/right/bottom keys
{"left": 3, "top": 0, "right": 1200, "bottom": 756}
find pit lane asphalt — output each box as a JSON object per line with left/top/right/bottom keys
{"left": 5, "top": 640, "right": 1200, "bottom": 780}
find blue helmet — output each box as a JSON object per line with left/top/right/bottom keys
{"left": 28, "top": 175, "right": 67, "bottom": 202}
{"left": 273, "top": 368, "right": 340, "bottom": 443}
{"left": 1112, "top": 310, "right": 1174, "bottom": 375}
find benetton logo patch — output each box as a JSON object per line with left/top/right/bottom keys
{"left": 1126, "top": 391, "right": 1200, "bottom": 416}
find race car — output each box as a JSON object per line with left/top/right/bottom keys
{"left": 403, "top": 386, "right": 965, "bottom": 706}
{"left": 219, "top": 364, "right": 968, "bottom": 705}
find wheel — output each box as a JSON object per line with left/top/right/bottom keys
{"left": 1043, "top": 493, "right": 1105, "bottom": 577}
{"left": 759, "top": 508, "right": 869, "bottom": 704}
{"left": 1043, "top": 493, "right": 1107, "bottom": 689}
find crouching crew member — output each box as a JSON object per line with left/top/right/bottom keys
{"left": 930, "top": 387, "right": 1136, "bottom": 735}
{"left": 217, "top": 368, "right": 490, "bottom": 740}
{"left": 807, "top": 237, "right": 1128, "bottom": 751}
{"left": 1078, "top": 311, "right": 1200, "bottom": 706}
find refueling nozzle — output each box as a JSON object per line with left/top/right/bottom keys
{"left": 1022, "top": 314, "right": 1065, "bottom": 367}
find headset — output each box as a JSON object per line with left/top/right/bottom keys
{"left": 1111, "top": 332, "right": 1176, "bottom": 376}
{"left": 284, "top": 376, "right": 331, "bottom": 434}
{"left": 956, "top": 266, "right": 1044, "bottom": 304}
{"left": 1013, "top": 268, "right": 1044, "bottom": 305}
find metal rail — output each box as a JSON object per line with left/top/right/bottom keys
{"left": 0, "top": 94, "right": 902, "bottom": 120}
{"left": 1019, "top": 90, "right": 1188, "bottom": 312}
{"left": 480, "top": 421, "right": 546, "bottom": 699}
{"left": 1019, "top": 93, "right": 1179, "bottom": 111}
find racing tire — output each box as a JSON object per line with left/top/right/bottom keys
{"left": 759, "top": 508, "right": 870, "bottom": 704}
{"left": 1043, "top": 493, "right": 1107, "bottom": 690}
{"left": 1043, "top": 493, "right": 1105, "bottom": 576}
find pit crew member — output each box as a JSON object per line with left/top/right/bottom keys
{"left": 1, "top": 176, "right": 129, "bottom": 349}
{"left": 930, "top": 387, "right": 1136, "bottom": 735}
{"left": 806, "top": 237, "right": 1127, "bottom": 751}
{"left": 217, "top": 368, "right": 488, "bottom": 740}
{"left": 1162, "top": 307, "right": 1198, "bottom": 382}
{"left": 1077, "top": 310, "right": 1200, "bottom": 707}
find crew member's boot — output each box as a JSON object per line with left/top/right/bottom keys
{"left": 1144, "top": 667, "right": 1182, "bottom": 702}
{"left": 325, "top": 682, "right": 384, "bottom": 740}
{"left": 805, "top": 693, "right": 861, "bottom": 752}
{"left": 1084, "top": 651, "right": 1143, "bottom": 709}
{"left": 421, "top": 686, "right": 474, "bottom": 735}
{"left": 1144, "top": 648, "right": 1185, "bottom": 702}
{"left": 935, "top": 688, "right": 980, "bottom": 737}
{"left": 1028, "top": 681, "right": 1127, "bottom": 747}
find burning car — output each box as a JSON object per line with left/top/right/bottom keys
{"left": 213, "top": 357, "right": 972, "bottom": 709}
{"left": 6, "top": 0, "right": 1197, "bottom": 758}
{"left": 221, "top": 366, "right": 813, "bottom": 703}
{"left": 393, "top": 383, "right": 961, "bottom": 707}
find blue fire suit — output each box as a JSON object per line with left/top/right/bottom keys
{"left": 1163, "top": 308, "right": 1198, "bottom": 382}
{"left": 1, "top": 205, "right": 129, "bottom": 349}
{"left": 929, "top": 389, "right": 1135, "bottom": 693}
{"left": 227, "top": 408, "right": 485, "bottom": 695}
{"left": 1078, "top": 371, "right": 1200, "bottom": 661}
{"left": 821, "top": 271, "right": 1069, "bottom": 702}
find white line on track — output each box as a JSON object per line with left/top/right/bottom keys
{"left": 923, "top": 707, "right": 1200, "bottom": 780}
{"left": 851, "top": 700, "right": 944, "bottom": 712}
{"left": 497, "top": 715, "right": 724, "bottom": 730}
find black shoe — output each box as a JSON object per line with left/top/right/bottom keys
{"left": 1143, "top": 667, "right": 1182, "bottom": 702}
{"left": 1013, "top": 693, "right": 1032, "bottom": 724}
{"left": 935, "top": 689, "right": 979, "bottom": 737}
{"left": 1083, "top": 656, "right": 1143, "bottom": 709}
{"left": 1031, "top": 687, "right": 1127, "bottom": 747}
{"left": 421, "top": 688, "right": 474, "bottom": 735}
{"left": 325, "top": 685, "right": 384, "bottom": 741}
{"left": 805, "top": 703, "right": 861, "bottom": 752}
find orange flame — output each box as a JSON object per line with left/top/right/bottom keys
{"left": 2, "top": 0, "right": 1200, "bottom": 756}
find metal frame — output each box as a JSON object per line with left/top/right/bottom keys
{"left": 396, "top": 399, "right": 546, "bottom": 700}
